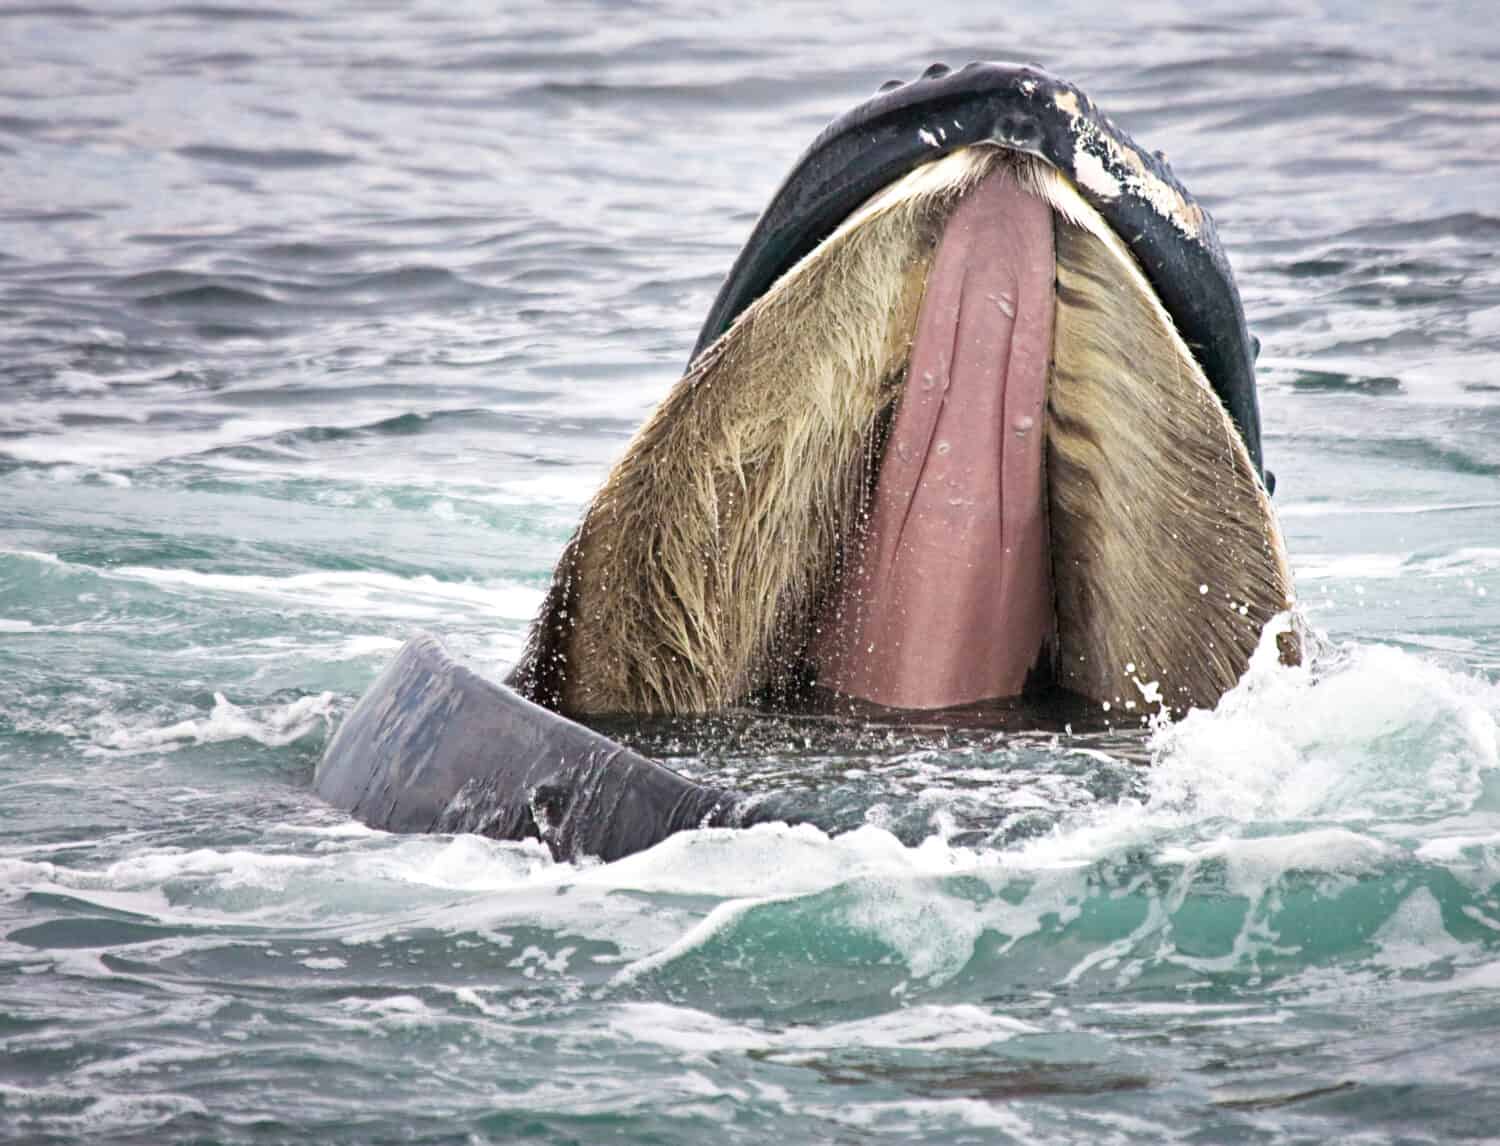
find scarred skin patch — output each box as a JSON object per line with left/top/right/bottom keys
{"left": 1053, "top": 89, "right": 1204, "bottom": 239}
{"left": 1073, "top": 148, "right": 1122, "bottom": 200}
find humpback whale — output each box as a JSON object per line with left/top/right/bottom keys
{"left": 316, "top": 63, "right": 1294, "bottom": 862}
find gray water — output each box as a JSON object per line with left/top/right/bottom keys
{"left": 4, "top": 2, "right": 1500, "bottom": 1142}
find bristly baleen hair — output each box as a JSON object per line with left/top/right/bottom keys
{"left": 509, "top": 146, "right": 1293, "bottom": 717}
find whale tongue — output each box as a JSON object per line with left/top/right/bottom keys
{"left": 811, "top": 168, "right": 1056, "bottom": 709}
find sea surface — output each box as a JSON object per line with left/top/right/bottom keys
{"left": 4, "top": 2, "right": 1500, "bottom": 1142}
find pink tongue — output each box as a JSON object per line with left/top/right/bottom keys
{"left": 810, "top": 169, "right": 1056, "bottom": 709}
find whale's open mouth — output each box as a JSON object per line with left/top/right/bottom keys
{"left": 511, "top": 145, "right": 1293, "bottom": 720}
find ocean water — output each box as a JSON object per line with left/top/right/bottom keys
{"left": 4, "top": 1, "right": 1500, "bottom": 1142}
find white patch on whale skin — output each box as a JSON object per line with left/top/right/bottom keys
{"left": 1073, "top": 149, "right": 1121, "bottom": 200}
{"left": 1052, "top": 89, "right": 1204, "bottom": 239}
{"left": 918, "top": 127, "right": 940, "bottom": 147}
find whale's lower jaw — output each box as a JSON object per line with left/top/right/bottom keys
{"left": 509, "top": 147, "right": 1293, "bottom": 719}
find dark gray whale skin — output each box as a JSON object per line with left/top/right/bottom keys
{"left": 316, "top": 635, "right": 752, "bottom": 862}
{"left": 692, "top": 60, "right": 1268, "bottom": 479}
{"left": 315, "top": 63, "right": 1270, "bottom": 862}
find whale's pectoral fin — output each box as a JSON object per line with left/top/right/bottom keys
{"left": 316, "top": 635, "right": 743, "bottom": 862}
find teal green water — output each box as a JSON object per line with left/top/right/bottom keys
{"left": 4, "top": 2, "right": 1500, "bottom": 1142}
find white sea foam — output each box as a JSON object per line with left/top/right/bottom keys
{"left": 0, "top": 546, "right": 543, "bottom": 627}
{"left": 1159, "top": 828, "right": 1395, "bottom": 891}
{"left": 2, "top": 833, "right": 557, "bottom": 934}
{"left": 88, "top": 691, "right": 337, "bottom": 754}
{"left": 607, "top": 1000, "right": 1036, "bottom": 1059}
{"left": 597, "top": 823, "right": 1098, "bottom": 987}
{"left": 8, "top": 615, "right": 1494, "bottom": 999}
{"left": 367, "top": 619, "right": 1498, "bottom": 984}
{"left": 299, "top": 956, "right": 348, "bottom": 970}
{"left": 18, "top": 464, "right": 137, "bottom": 488}
{"left": 579, "top": 821, "right": 964, "bottom": 899}
{"left": 1373, "top": 886, "right": 1467, "bottom": 969}
{"left": 0, "top": 548, "right": 62, "bottom": 566}
{"left": 1277, "top": 499, "right": 1500, "bottom": 518}
{"left": 0, "top": 401, "right": 473, "bottom": 469}
{"left": 1294, "top": 553, "right": 1408, "bottom": 581}
{"left": 118, "top": 833, "right": 551, "bottom": 897}
{"left": 827, "top": 1097, "right": 1040, "bottom": 1137}
{"left": 1145, "top": 625, "right": 1499, "bottom": 825}
{"left": 1414, "top": 831, "right": 1500, "bottom": 870}
{"left": 208, "top": 633, "right": 405, "bottom": 662}
{"left": 1422, "top": 547, "right": 1500, "bottom": 576}
{"left": 336, "top": 994, "right": 438, "bottom": 1027}
{"left": 1, "top": 413, "right": 296, "bottom": 468}
{"left": 1296, "top": 547, "right": 1500, "bottom": 582}
{"left": 105, "top": 563, "right": 543, "bottom": 623}
{"left": 61, "top": 1093, "right": 210, "bottom": 1134}
{"left": 73, "top": 1045, "right": 219, "bottom": 1080}
{"left": 475, "top": 470, "right": 601, "bottom": 509}
{"left": 1012, "top": 619, "right": 1498, "bottom": 876}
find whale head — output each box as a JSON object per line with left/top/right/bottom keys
{"left": 511, "top": 63, "right": 1294, "bottom": 721}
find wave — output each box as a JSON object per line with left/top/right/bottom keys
{"left": 9, "top": 622, "right": 1493, "bottom": 993}
{"left": 0, "top": 548, "right": 544, "bottom": 624}
{"left": 87, "top": 691, "right": 336, "bottom": 754}
{"left": 175, "top": 143, "right": 351, "bottom": 170}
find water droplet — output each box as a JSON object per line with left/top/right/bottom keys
{"left": 1198, "top": 584, "right": 1208, "bottom": 595}
{"left": 1013, "top": 414, "right": 1034, "bottom": 435}
{"left": 935, "top": 440, "right": 951, "bottom": 455}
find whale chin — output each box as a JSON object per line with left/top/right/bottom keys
{"left": 510, "top": 146, "right": 1294, "bottom": 720}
